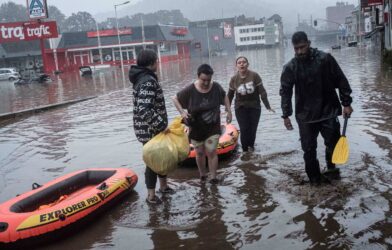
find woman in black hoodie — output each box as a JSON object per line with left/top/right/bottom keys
{"left": 129, "top": 49, "right": 173, "bottom": 205}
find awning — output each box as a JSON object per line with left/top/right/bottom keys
{"left": 365, "top": 25, "right": 385, "bottom": 39}
{"left": 67, "top": 41, "right": 154, "bottom": 52}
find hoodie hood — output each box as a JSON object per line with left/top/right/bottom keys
{"left": 129, "top": 65, "right": 157, "bottom": 88}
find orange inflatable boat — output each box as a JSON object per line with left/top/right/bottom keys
{"left": 187, "top": 123, "right": 239, "bottom": 159}
{"left": 0, "top": 168, "right": 137, "bottom": 248}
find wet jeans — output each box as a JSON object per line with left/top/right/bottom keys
{"left": 235, "top": 107, "right": 261, "bottom": 152}
{"left": 297, "top": 117, "right": 341, "bottom": 181}
{"left": 145, "top": 166, "right": 166, "bottom": 189}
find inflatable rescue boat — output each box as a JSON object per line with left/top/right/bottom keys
{"left": 0, "top": 168, "right": 137, "bottom": 247}
{"left": 187, "top": 123, "right": 239, "bottom": 159}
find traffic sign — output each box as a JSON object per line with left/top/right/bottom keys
{"left": 27, "top": 0, "right": 48, "bottom": 19}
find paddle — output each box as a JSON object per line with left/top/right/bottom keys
{"left": 332, "top": 116, "right": 349, "bottom": 164}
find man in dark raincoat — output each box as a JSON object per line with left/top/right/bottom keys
{"left": 280, "top": 31, "right": 353, "bottom": 185}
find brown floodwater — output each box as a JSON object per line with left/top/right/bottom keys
{"left": 1, "top": 42, "right": 392, "bottom": 250}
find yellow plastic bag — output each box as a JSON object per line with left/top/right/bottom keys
{"left": 143, "top": 117, "right": 190, "bottom": 175}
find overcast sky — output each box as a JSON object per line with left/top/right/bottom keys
{"left": 0, "top": 0, "right": 359, "bottom": 16}
{"left": 0, "top": 0, "right": 141, "bottom": 16}
{"left": 0, "top": 0, "right": 359, "bottom": 31}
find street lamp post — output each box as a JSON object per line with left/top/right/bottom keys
{"left": 205, "top": 19, "right": 211, "bottom": 65}
{"left": 114, "top": 1, "right": 130, "bottom": 84}
{"left": 141, "top": 16, "right": 146, "bottom": 49}
{"left": 94, "top": 19, "right": 103, "bottom": 64}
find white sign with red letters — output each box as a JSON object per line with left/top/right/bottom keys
{"left": 0, "top": 21, "right": 58, "bottom": 43}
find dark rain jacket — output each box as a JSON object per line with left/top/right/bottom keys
{"left": 129, "top": 65, "right": 168, "bottom": 143}
{"left": 280, "top": 48, "right": 352, "bottom": 123}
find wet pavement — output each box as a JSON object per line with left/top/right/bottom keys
{"left": 1, "top": 42, "right": 392, "bottom": 249}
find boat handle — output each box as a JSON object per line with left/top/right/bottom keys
{"left": 0, "top": 222, "right": 8, "bottom": 232}
{"left": 32, "top": 182, "right": 42, "bottom": 190}
{"left": 97, "top": 182, "right": 108, "bottom": 190}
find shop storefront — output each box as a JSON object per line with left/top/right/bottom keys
{"left": 44, "top": 25, "right": 192, "bottom": 73}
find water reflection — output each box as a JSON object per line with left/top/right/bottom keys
{"left": 1, "top": 44, "right": 392, "bottom": 249}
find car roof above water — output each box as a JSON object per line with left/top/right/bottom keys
{"left": 0, "top": 67, "right": 18, "bottom": 71}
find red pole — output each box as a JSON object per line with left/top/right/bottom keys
{"left": 39, "top": 37, "right": 48, "bottom": 74}
{"left": 38, "top": 18, "right": 48, "bottom": 74}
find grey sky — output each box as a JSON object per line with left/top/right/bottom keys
{"left": 0, "top": 0, "right": 359, "bottom": 16}
{"left": 0, "top": 0, "right": 141, "bottom": 16}
{"left": 0, "top": 0, "right": 359, "bottom": 32}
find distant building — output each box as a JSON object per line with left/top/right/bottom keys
{"left": 344, "top": 15, "right": 356, "bottom": 43}
{"left": 44, "top": 25, "right": 193, "bottom": 73}
{"left": 296, "top": 21, "right": 317, "bottom": 37}
{"left": 344, "top": 5, "right": 366, "bottom": 43}
{"left": 326, "top": 2, "right": 355, "bottom": 30}
{"left": 234, "top": 15, "right": 283, "bottom": 49}
{"left": 188, "top": 18, "right": 236, "bottom": 57}
{"left": 0, "top": 41, "right": 44, "bottom": 74}
{"left": 384, "top": 0, "right": 392, "bottom": 50}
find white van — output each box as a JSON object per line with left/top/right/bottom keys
{"left": 0, "top": 68, "right": 21, "bottom": 81}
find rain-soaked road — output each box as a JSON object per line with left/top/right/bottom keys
{"left": 1, "top": 42, "right": 392, "bottom": 249}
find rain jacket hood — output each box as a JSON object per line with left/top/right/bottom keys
{"left": 129, "top": 65, "right": 157, "bottom": 88}
{"left": 280, "top": 48, "right": 352, "bottom": 123}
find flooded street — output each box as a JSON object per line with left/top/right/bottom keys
{"left": 1, "top": 43, "right": 392, "bottom": 249}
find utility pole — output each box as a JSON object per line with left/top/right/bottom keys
{"left": 95, "top": 20, "right": 103, "bottom": 64}
{"left": 114, "top": 1, "right": 130, "bottom": 85}
{"left": 141, "top": 16, "right": 146, "bottom": 49}
{"left": 206, "top": 19, "right": 211, "bottom": 65}
{"left": 358, "top": 0, "right": 362, "bottom": 44}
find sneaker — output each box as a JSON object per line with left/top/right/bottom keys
{"left": 209, "top": 178, "right": 219, "bottom": 185}
{"left": 158, "top": 187, "right": 175, "bottom": 194}
{"left": 240, "top": 153, "right": 251, "bottom": 161}
{"left": 309, "top": 174, "right": 331, "bottom": 186}
{"left": 309, "top": 177, "right": 321, "bottom": 186}
{"left": 146, "top": 196, "right": 162, "bottom": 205}
{"left": 323, "top": 168, "right": 341, "bottom": 180}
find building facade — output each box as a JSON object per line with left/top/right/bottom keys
{"left": 234, "top": 15, "right": 283, "bottom": 49}
{"left": 326, "top": 2, "right": 355, "bottom": 30}
{"left": 0, "top": 40, "right": 44, "bottom": 76}
{"left": 385, "top": 1, "right": 392, "bottom": 50}
{"left": 44, "top": 25, "right": 192, "bottom": 73}
{"left": 189, "top": 18, "right": 236, "bottom": 58}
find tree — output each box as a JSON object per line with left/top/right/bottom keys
{"left": 63, "top": 12, "right": 96, "bottom": 32}
{"left": 47, "top": 6, "right": 66, "bottom": 33}
{"left": 0, "top": 2, "right": 28, "bottom": 23}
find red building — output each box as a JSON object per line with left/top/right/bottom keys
{"left": 43, "top": 25, "right": 192, "bottom": 73}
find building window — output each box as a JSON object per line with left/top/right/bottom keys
{"left": 102, "top": 48, "right": 113, "bottom": 62}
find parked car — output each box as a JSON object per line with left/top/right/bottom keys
{"left": 0, "top": 68, "right": 21, "bottom": 81}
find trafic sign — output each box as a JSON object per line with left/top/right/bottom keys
{"left": 0, "top": 21, "right": 58, "bottom": 43}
